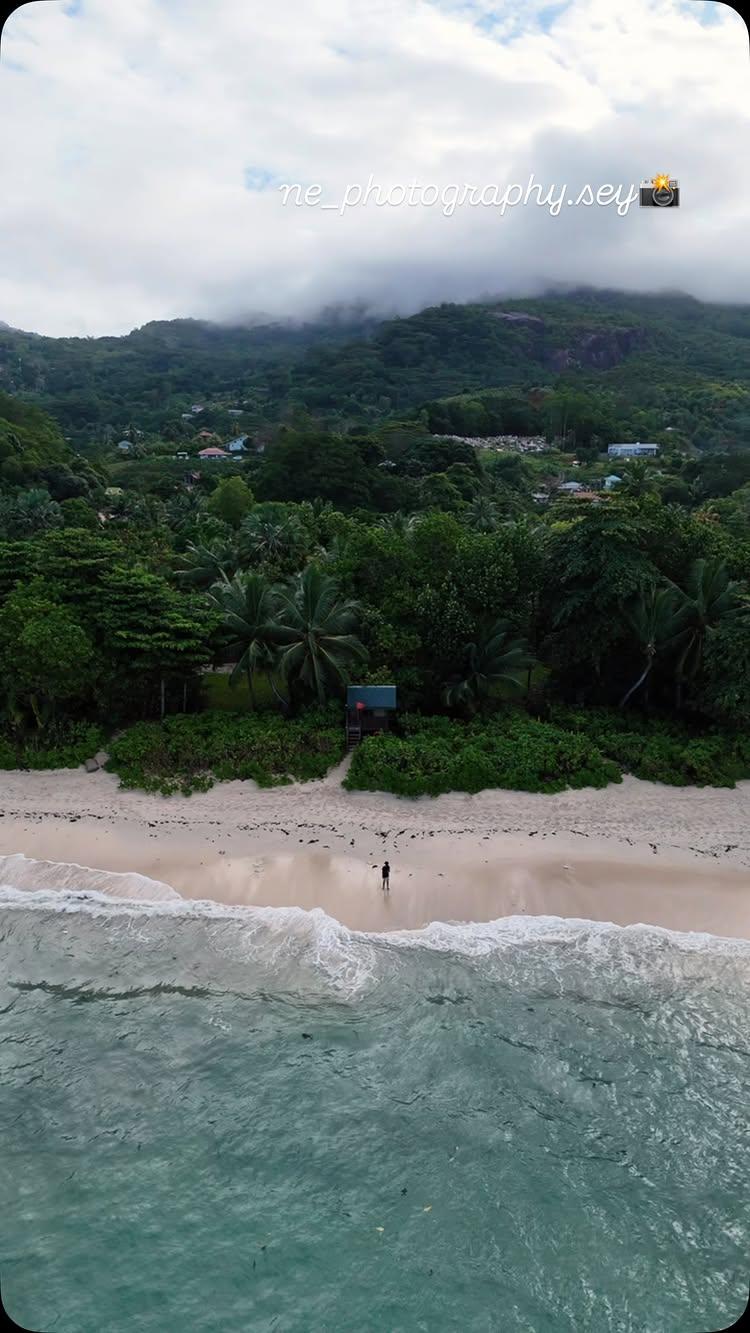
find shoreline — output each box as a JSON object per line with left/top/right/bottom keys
{"left": 1, "top": 766, "right": 749, "bottom": 937}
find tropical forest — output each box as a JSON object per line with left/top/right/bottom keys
{"left": 1, "top": 288, "right": 749, "bottom": 796}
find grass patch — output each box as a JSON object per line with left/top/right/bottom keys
{"left": 108, "top": 706, "right": 345, "bottom": 795}
{"left": 201, "top": 671, "right": 283, "bottom": 713}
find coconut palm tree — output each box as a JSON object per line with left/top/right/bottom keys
{"left": 207, "top": 572, "right": 281, "bottom": 706}
{"left": 176, "top": 539, "right": 238, "bottom": 589}
{"left": 0, "top": 488, "right": 62, "bottom": 538}
{"left": 239, "top": 512, "right": 308, "bottom": 567}
{"left": 666, "top": 557, "right": 748, "bottom": 710}
{"left": 443, "top": 619, "right": 534, "bottom": 712}
{"left": 619, "top": 583, "right": 684, "bottom": 707}
{"left": 274, "top": 564, "right": 368, "bottom": 704}
{"left": 465, "top": 494, "right": 500, "bottom": 532}
{"left": 377, "top": 512, "right": 420, "bottom": 538}
{"left": 616, "top": 460, "right": 658, "bottom": 500}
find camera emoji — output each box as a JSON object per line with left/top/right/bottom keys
{"left": 640, "top": 174, "right": 679, "bottom": 207}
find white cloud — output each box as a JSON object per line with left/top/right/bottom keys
{"left": 0, "top": 0, "right": 747, "bottom": 334}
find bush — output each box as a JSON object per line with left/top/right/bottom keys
{"left": 0, "top": 722, "right": 105, "bottom": 771}
{"left": 344, "top": 712, "right": 621, "bottom": 797}
{"left": 108, "top": 706, "right": 344, "bottom": 795}
{"left": 549, "top": 705, "right": 750, "bottom": 787}
{"left": 345, "top": 707, "right": 750, "bottom": 796}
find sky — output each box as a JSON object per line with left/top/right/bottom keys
{"left": 0, "top": 0, "right": 748, "bottom": 336}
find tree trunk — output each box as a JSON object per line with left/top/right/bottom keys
{"left": 246, "top": 666, "right": 256, "bottom": 710}
{"left": 620, "top": 657, "right": 652, "bottom": 708}
{"left": 269, "top": 674, "right": 289, "bottom": 713}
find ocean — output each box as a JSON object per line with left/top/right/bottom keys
{"left": 1, "top": 854, "right": 748, "bottom": 1332}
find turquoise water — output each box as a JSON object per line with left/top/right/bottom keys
{"left": 1, "top": 857, "right": 749, "bottom": 1332}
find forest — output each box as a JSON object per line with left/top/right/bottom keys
{"left": 2, "top": 289, "right": 750, "bottom": 451}
{"left": 0, "top": 288, "right": 749, "bottom": 797}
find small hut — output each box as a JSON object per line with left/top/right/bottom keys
{"left": 346, "top": 685, "right": 397, "bottom": 748}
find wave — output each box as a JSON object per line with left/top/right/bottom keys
{"left": 3, "top": 852, "right": 750, "bottom": 965}
{"left": 0, "top": 851, "right": 180, "bottom": 902}
{"left": 1, "top": 853, "right": 750, "bottom": 1007}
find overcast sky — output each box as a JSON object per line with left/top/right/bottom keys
{"left": 0, "top": 0, "right": 748, "bottom": 336}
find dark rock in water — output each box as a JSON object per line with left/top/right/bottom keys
{"left": 302, "top": 1033, "right": 313, "bottom": 1040}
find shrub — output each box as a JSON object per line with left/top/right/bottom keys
{"left": 344, "top": 712, "right": 621, "bottom": 797}
{"left": 549, "top": 705, "right": 750, "bottom": 787}
{"left": 108, "top": 707, "right": 344, "bottom": 795}
{"left": 0, "top": 722, "right": 105, "bottom": 771}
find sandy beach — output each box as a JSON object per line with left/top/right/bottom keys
{"left": 2, "top": 760, "right": 749, "bottom": 937}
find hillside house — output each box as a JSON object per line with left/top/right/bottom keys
{"left": 198, "top": 447, "right": 229, "bottom": 460}
{"left": 608, "top": 442, "right": 659, "bottom": 458}
{"left": 227, "top": 436, "right": 248, "bottom": 453}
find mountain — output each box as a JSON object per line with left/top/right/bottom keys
{"left": 1, "top": 289, "right": 749, "bottom": 449}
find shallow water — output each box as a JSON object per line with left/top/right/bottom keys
{"left": 1, "top": 856, "right": 749, "bottom": 1332}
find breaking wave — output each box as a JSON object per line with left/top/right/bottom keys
{"left": 2, "top": 852, "right": 749, "bottom": 1004}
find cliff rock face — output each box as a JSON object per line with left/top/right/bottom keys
{"left": 566, "top": 326, "right": 647, "bottom": 369}
{"left": 493, "top": 311, "right": 646, "bottom": 371}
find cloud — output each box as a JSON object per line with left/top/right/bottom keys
{"left": 0, "top": 0, "right": 747, "bottom": 335}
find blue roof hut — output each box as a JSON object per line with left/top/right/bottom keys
{"left": 346, "top": 685, "right": 397, "bottom": 748}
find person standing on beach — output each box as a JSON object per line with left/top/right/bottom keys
{"left": 381, "top": 861, "right": 390, "bottom": 892}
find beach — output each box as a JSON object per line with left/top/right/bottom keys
{"left": 2, "top": 762, "right": 749, "bottom": 937}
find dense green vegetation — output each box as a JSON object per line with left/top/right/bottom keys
{"left": 107, "top": 707, "right": 344, "bottom": 795}
{"left": 344, "top": 713, "right": 622, "bottom": 796}
{"left": 2, "top": 291, "right": 750, "bottom": 451}
{"left": 344, "top": 707, "right": 750, "bottom": 797}
{"left": 0, "top": 722, "right": 105, "bottom": 772}
{"left": 1, "top": 289, "right": 749, "bottom": 796}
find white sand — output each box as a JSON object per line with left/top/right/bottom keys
{"left": 1, "top": 760, "right": 749, "bottom": 937}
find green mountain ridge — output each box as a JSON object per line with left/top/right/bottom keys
{"left": 1, "top": 288, "right": 749, "bottom": 450}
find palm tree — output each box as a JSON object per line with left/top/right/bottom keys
{"left": 207, "top": 572, "right": 281, "bottom": 706}
{"left": 616, "top": 460, "right": 658, "bottom": 500}
{"left": 7, "top": 488, "right": 62, "bottom": 537}
{"left": 619, "top": 583, "right": 683, "bottom": 707}
{"left": 274, "top": 564, "right": 368, "bottom": 704}
{"left": 239, "top": 512, "right": 307, "bottom": 566}
{"left": 666, "top": 557, "right": 748, "bottom": 710}
{"left": 443, "top": 620, "right": 534, "bottom": 712}
{"left": 166, "top": 490, "right": 204, "bottom": 534}
{"left": 465, "top": 494, "right": 500, "bottom": 532}
{"left": 176, "top": 539, "right": 238, "bottom": 589}
{"left": 377, "top": 512, "right": 420, "bottom": 538}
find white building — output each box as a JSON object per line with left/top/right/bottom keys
{"left": 608, "top": 442, "right": 659, "bottom": 458}
{"left": 603, "top": 474, "right": 622, "bottom": 490}
{"left": 226, "top": 436, "right": 248, "bottom": 453}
